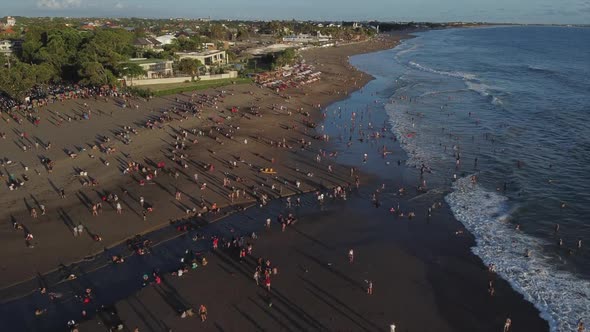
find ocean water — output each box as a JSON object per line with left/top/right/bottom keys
{"left": 379, "top": 27, "right": 590, "bottom": 331}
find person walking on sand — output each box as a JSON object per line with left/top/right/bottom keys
{"left": 367, "top": 280, "right": 373, "bottom": 295}
{"left": 348, "top": 249, "right": 354, "bottom": 263}
{"left": 503, "top": 318, "right": 512, "bottom": 332}
{"left": 199, "top": 305, "right": 207, "bottom": 322}
{"left": 116, "top": 202, "right": 122, "bottom": 214}
{"left": 31, "top": 208, "right": 37, "bottom": 219}
{"left": 254, "top": 270, "right": 260, "bottom": 286}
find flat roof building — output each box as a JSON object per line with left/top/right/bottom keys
{"left": 175, "top": 50, "right": 228, "bottom": 67}
{"left": 127, "top": 58, "right": 174, "bottom": 79}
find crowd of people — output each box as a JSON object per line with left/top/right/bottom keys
{"left": 0, "top": 84, "right": 128, "bottom": 113}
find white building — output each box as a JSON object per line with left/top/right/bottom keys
{"left": 127, "top": 58, "right": 174, "bottom": 79}
{"left": 0, "top": 40, "right": 13, "bottom": 55}
{"left": 175, "top": 50, "right": 228, "bottom": 67}
{"left": 6, "top": 16, "right": 16, "bottom": 27}
{"left": 155, "top": 34, "right": 177, "bottom": 45}
{"left": 0, "top": 39, "right": 21, "bottom": 56}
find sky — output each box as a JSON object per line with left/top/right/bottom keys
{"left": 4, "top": 0, "right": 590, "bottom": 24}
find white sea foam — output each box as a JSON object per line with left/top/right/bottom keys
{"left": 465, "top": 81, "right": 504, "bottom": 106}
{"left": 395, "top": 43, "right": 420, "bottom": 57}
{"left": 384, "top": 103, "right": 444, "bottom": 169}
{"left": 445, "top": 176, "right": 590, "bottom": 332}
{"left": 408, "top": 61, "right": 477, "bottom": 80}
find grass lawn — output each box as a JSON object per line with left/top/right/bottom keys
{"left": 144, "top": 78, "right": 252, "bottom": 96}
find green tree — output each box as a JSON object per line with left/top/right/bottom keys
{"left": 236, "top": 28, "right": 250, "bottom": 41}
{"left": 273, "top": 48, "right": 297, "bottom": 68}
{"left": 118, "top": 63, "right": 146, "bottom": 85}
{"left": 178, "top": 58, "right": 203, "bottom": 81}
{"left": 78, "top": 61, "right": 117, "bottom": 86}
{"left": 0, "top": 61, "right": 53, "bottom": 101}
{"left": 77, "top": 29, "right": 134, "bottom": 75}
{"left": 20, "top": 27, "right": 44, "bottom": 64}
{"left": 208, "top": 24, "right": 227, "bottom": 40}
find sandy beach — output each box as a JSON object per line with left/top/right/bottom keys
{"left": 0, "top": 34, "right": 398, "bottom": 290}
{"left": 0, "top": 32, "right": 550, "bottom": 332}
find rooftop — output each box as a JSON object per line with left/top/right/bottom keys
{"left": 127, "top": 58, "right": 171, "bottom": 64}
{"left": 175, "top": 49, "right": 225, "bottom": 56}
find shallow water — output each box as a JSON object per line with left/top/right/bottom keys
{"left": 344, "top": 27, "right": 590, "bottom": 331}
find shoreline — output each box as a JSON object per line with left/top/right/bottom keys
{"left": 0, "top": 30, "right": 551, "bottom": 332}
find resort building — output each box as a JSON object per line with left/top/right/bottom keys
{"left": 127, "top": 58, "right": 174, "bottom": 79}
{"left": 175, "top": 50, "right": 228, "bottom": 67}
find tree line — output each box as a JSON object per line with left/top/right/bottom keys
{"left": 1, "top": 26, "right": 139, "bottom": 101}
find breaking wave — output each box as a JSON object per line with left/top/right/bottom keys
{"left": 445, "top": 177, "right": 590, "bottom": 332}
{"left": 408, "top": 61, "right": 477, "bottom": 80}
{"left": 465, "top": 81, "right": 504, "bottom": 106}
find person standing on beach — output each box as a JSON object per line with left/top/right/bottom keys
{"left": 503, "top": 318, "right": 512, "bottom": 332}
{"left": 116, "top": 202, "right": 122, "bottom": 214}
{"left": 348, "top": 249, "right": 354, "bottom": 263}
{"left": 253, "top": 270, "right": 260, "bottom": 286}
{"left": 199, "top": 305, "right": 207, "bottom": 322}
{"left": 367, "top": 280, "right": 373, "bottom": 295}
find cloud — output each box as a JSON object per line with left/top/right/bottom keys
{"left": 37, "top": 0, "right": 82, "bottom": 9}
{"left": 114, "top": 2, "right": 125, "bottom": 9}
